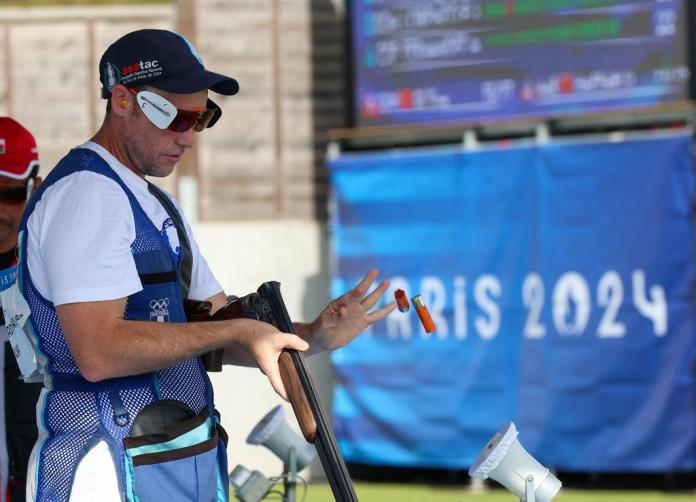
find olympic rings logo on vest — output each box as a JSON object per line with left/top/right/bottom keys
{"left": 149, "top": 298, "right": 170, "bottom": 322}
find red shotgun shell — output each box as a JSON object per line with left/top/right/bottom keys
{"left": 394, "top": 289, "right": 410, "bottom": 313}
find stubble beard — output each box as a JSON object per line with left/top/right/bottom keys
{"left": 124, "top": 133, "right": 174, "bottom": 178}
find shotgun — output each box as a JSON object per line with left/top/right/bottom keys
{"left": 186, "top": 282, "right": 359, "bottom": 501}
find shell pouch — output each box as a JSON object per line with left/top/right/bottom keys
{"left": 123, "top": 403, "right": 229, "bottom": 502}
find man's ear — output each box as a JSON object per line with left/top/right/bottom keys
{"left": 110, "top": 85, "right": 132, "bottom": 117}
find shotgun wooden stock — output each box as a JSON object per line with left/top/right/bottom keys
{"left": 183, "top": 298, "right": 230, "bottom": 372}
{"left": 278, "top": 350, "right": 317, "bottom": 442}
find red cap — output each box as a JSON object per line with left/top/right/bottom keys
{"left": 0, "top": 117, "right": 39, "bottom": 180}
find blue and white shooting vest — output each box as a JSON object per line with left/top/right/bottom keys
{"left": 19, "top": 148, "right": 228, "bottom": 502}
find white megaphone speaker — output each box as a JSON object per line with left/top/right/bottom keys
{"left": 469, "top": 422, "right": 561, "bottom": 502}
{"left": 246, "top": 405, "right": 316, "bottom": 470}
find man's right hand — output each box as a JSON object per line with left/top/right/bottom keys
{"left": 229, "top": 318, "right": 309, "bottom": 400}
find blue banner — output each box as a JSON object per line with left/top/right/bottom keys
{"left": 328, "top": 133, "right": 696, "bottom": 472}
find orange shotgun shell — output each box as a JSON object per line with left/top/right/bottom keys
{"left": 394, "top": 289, "right": 410, "bottom": 312}
{"left": 411, "top": 295, "right": 436, "bottom": 333}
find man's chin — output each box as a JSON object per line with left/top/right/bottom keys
{"left": 145, "top": 163, "right": 177, "bottom": 178}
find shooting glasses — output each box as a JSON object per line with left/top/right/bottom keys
{"left": 128, "top": 88, "right": 221, "bottom": 133}
{"left": 0, "top": 178, "right": 33, "bottom": 205}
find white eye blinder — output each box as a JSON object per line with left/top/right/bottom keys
{"left": 136, "top": 91, "right": 177, "bottom": 130}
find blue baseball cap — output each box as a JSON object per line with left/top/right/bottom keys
{"left": 99, "top": 29, "right": 239, "bottom": 99}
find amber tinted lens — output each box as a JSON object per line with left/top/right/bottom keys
{"left": 167, "top": 109, "right": 202, "bottom": 133}
{"left": 207, "top": 108, "right": 221, "bottom": 129}
{"left": 192, "top": 109, "right": 216, "bottom": 132}
{"left": 0, "top": 186, "right": 27, "bottom": 205}
{"left": 167, "top": 109, "right": 216, "bottom": 133}
{"left": 206, "top": 99, "right": 222, "bottom": 129}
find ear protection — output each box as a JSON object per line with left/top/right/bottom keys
{"left": 120, "top": 98, "right": 129, "bottom": 108}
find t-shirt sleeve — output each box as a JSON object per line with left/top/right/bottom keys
{"left": 27, "top": 172, "right": 143, "bottom": 306}
{"left": 170, "top": 198, "right": 223, "bottom": 301}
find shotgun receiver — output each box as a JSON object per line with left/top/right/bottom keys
{"left": 185, "top": 282, "right": 358, "bottom": 501}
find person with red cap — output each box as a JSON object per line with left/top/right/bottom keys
{"left": 0, "top": 117, "right": 43, "bottom": 502}
{"left": 10, "top": 29, "right": 394, "bottom": 502}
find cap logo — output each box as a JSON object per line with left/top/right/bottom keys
{"left": 122, "top": 59, "right": 159, "bottom": 76}
{"left": 0, "top": 139, "right": 5, "bottom": 155}
{"left": 103, "top": 62, "right": 121, "bottom": 95}
{"left": 118, "top": 59, "right": 164, "bottom": 87}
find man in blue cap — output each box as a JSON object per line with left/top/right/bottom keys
{"left": 16, "top": 29, "right": 394, "bottom": 502}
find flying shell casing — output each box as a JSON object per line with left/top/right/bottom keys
{"left": 411, "top": 295, "right": 436, "bottom": 333}
{"left": 394, "top": 289, "right": 410, "bottom": 312}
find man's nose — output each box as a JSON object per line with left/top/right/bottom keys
{"left": 176, "top": 127, "right": 196, "bottom": 148}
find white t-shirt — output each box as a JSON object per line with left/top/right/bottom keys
{"left": 26, "top": 141, "right": 222, "bottom": 305}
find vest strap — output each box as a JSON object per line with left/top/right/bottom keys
{"left": 146, "top": 182, "right": 193, "bottom": 300}
{"left": 109, "top": 390, "right": 130, "bottom": 427}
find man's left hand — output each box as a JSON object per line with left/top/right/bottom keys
{"left": 305, "top": 269, "right": 395, "bottom": 354}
